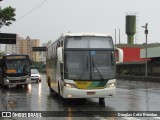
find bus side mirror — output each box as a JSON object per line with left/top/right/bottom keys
{"left": 115, "top": 47, "right": 123, "bottom": 64}
{"left": 57, "top": 47, "right": 63, "bottom": 62}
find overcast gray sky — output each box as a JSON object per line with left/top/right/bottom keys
{"left": 1, "top": 0, "right": 160, "bottom": 46}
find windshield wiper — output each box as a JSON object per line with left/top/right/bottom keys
{"left": 79, "top": 57, "right": 88, "bottom": 80}
{"left": 92, "top": 57, "right": 104, "bottom": 80}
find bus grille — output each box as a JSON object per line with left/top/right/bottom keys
{"left": 9, "top": 79, "right": 26, "bottom": 83}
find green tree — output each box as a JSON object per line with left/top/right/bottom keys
{"left": 0, "top": 6, "right": 16, "bottom": 28}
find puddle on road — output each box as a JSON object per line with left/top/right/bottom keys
{"left": 0, "top": 85, "right": 31, "bottom": 111}
{"left": 0, "top": 93, "right": 19, "bottom": 110}
{"left": 8, "top": 99, "right": 17, "bottom": 110}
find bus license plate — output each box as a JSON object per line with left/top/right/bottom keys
{"left": 87, "top": 92, "right": 95, "bottom": 95}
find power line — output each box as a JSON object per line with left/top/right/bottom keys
{"left": 17, "top": 0, "right": 48, "bottom": 21}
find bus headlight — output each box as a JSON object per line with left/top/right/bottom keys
{"left": 64, "top": 83, "right": 77, "bottom": 88}
{"left": 4, "top": 77, "right": 9, "bottom": 81}
{"left": 106, "top": 82, "right": 116, "bottom": 88}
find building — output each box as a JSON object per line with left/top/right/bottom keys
{"left": 116, "top": 44, "right": 143, "bottom": 62}
{"left": 5, "top": 36, "right": 40, "bottom": 61}
{"left": 116, "top": 43, "right": 160, "bottom": 63}
{"left": 116, "top": 43, "right": 160, "bottom": 77}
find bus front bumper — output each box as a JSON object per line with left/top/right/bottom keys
{"left": 3, "top": 78, "right": 31, "bottom": 86}
{"left": 62, "top": 87, "right": 116, "bottom": 99}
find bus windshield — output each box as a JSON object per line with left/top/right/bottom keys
{"left": 5, "top": 59, "right": 30, "bottom": 74}
{"left": 64, "top": 36, "right": 115, "bottom": 80}
{"left": 64, "top": 50, "right": 115, "bottom": 80}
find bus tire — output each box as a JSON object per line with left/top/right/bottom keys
{"left": 48, "top": 78, "right": 55, "bottom": 94}
{"left": 99, "top": 98, "right": 105, "bottom": 103}
{"left": 4, "top": 85, "right": 9, "bottom": 89}
{"left": 48, "top": 79, "right": 53, "bottom": 92}
{"left": 99, "top": 98, "right": 105, "bottom": 106}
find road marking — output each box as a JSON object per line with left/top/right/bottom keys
{"left": 153, "top": 117, "right": 160, "bottom": 119}
{"left": 122, "top": 117, "right": 141, "bottom": 120}
{"left": 94, "top": 115, "right": 141, "bottom": 120}
{"left": 94, "top": 115, "right": 111, "bottom": 120}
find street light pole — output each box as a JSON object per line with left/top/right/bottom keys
{"left": 142, "top": 23, "right": 148, "bottom": 77}
{"left": 118, "top": 28, "right": 120, "bottom": 44}
{"left": 114, "top": 29, "right": 116, "bottom": 45}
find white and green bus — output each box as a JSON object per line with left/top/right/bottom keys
{"left": 46, "top": 33, "right": 123, "bottom": 102}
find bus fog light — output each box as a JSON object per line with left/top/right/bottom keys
{"left": 106, "top": 82, "right": 116, "bottom": 88}
{"left": 64, "top": 83, "right": 77, "bottom": 88}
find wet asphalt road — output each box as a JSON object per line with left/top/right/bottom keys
{"left": 0, "top": 74, "right": 160, "bottom": 120}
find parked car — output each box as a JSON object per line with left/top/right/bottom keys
{"left": 31, "top": 69, "right": 41, "bottom": 83}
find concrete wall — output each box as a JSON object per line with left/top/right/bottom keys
{"left": 117, "top": 62, "right": 160, "bottom": 76}
{"left": 117, "top": 75, "right": 160, "bottom": 83}
{"left": 141, "top": 46, "right": 160, "bottom": 58}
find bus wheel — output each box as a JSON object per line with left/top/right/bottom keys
{"left": 48, "top": 79, "right": 55, "bottom": 94}
{"left": 99, "top": 98, "right": 105, "bottom": 104}
{"left": 50, "top": 87, "right": 56, "bottom": 96}
{"left": 4, "top": 85, "right": 9, "bottom": 89}
{"left": 99, "top": 97, "right": 104, "bottom": 101}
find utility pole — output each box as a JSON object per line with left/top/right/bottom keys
{"left": 118, "top": 28, "right": 120, "bottom": 44}
{"left": 114, "top": 29, "right": 116, "bottom": 45}
{"left": 142, "top": 23, "right": 148, "bottom": 77}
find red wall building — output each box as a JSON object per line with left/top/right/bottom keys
{"left": 116, "top": 44, "right": 147, "bottom": 63}
{"left": 116, "top": 44, "right": 160, "bottom": 63}
{"left": 121, "top": 47, "right": 142, "bottom": 62}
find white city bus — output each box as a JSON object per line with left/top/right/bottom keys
{"left": 46, "top": 33, "right": 123, "bottom": 102}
